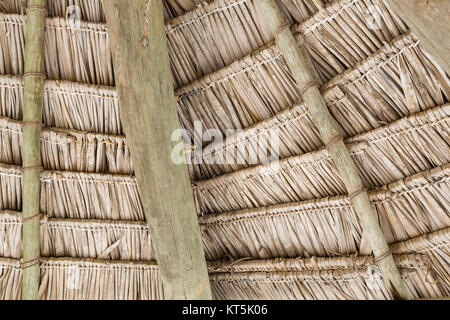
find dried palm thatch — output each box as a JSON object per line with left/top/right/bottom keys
{"left": 194, "top": 105, "right": 449, "bottom": 214}
{"left": 0, "top": 14, "right": 113, "bottom": 85}
{"left": 0, "top": 76, "right": 120, "bottom": 134}
{"left": 0, "top": 0, "right": 408, "bottom": 89}
{"left": 177, "top": 33, "right": 449, "bottom": 152}
{"left": 0, "top": 211, "right": 154, "bottom": 261}
{"left": 0, "top": 163, "right": 144, "bottom": 220}
{"left": 0, "top": 164, "right": 448, "bottom": 262}
{"left": 191, "top": 41, "right": 450, "bottom": 178}
{"left": 0, "top": 248, "right": 447, "bottom": 300}
{"left": 0, "top": 0, "right": 449, "bottom": 300}
{"left": 200, "top": 164, "right": 450, "bottom": 260}
{"left": 391, "top": 228, "right": 450, "bottom": 292}
{"left": 0, "top": 116, "right": 133, "bottom": 174}
{"left": 166, "top": 0, "right": 407, "bottom": 87}
{"left": 209, "top": 253, "right": 447, "bottom": 300}
{"left": 0, "top": 0, "right": 204, "bottom": 21}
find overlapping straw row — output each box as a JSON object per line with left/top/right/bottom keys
{"left": 0, "top": 163, "right": 144, "bottom": 220}
{"left": 209, "top": 254, "right": 445, "bottom": 300}
{"left": 38, "top": 258, "right": 163, "bottom": 300}
{"left": 0, "top": 103, "right": 447, "bottom": 220}
{"left": 200, "top": 164, "right": 450, "bottom": 260}
{"left": 0, "top": 257, "right": 21, "bottom": 300}
{"left": 0, "top": 252, "right": 445, "bottom": 300}
{"left": 0, "top": 116, "right": 132, "bottom": 174}
{"left": 0, "top": 0, "right": 407, "bottom": 90}
{"left": 193, "top": 38, "right": 450, "bottom": 180}
{"left": 166, "top": 0, "right": 406, "bottom": 87}
{"left": 0, "top": 76, "right": 120, "bottom": 134}
{"left": 194, "top": 104, "right": 450, "bottom": 213}
{"left": 177, "top": 32, "right": 449, "bottom": 152}
{"left": 0, "top": 14, "right": 113, "bottom": 85}
{"left": 391, "top": 228, "right": 450, "bottom": 293}
{"left": 0, "top": 0, "right": 105, "bottom": 21}
{"left": 0, "top": 211, "right": 153, "bottom": 261}
{"left": 1, "top": 164, "right": 448, "bottom": 262}
{"left": 0, "top": 0, "right": 201, "bottom": 22}
{"left": 0, "top": 210, "right": 21, "bottom": 258}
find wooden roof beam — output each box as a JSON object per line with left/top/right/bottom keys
{"left": 385, "top": 0, "right": 450, "bottom": 75}
{"left": 103, "top": 0, "right": 212, "bottom": 299}
{"left": 21, "top": 0, "right": 47, "bottom": 300}
{"left": 254, "top": 0, "right": 412, "bottom": 299}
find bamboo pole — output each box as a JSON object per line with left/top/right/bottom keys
{"left": 103, "top": 0, "right": 212, "bottom": 299}
{"left": 21, "top": 0, "right": 47, "bottom": 300}
{"left": 385, "top": 0, "right": 450, "bottom": 76}
{"left": 254, "top": 0, "right": 411, "bottom": 300}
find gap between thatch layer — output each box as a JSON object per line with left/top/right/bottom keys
{"left": 1, "top": 165, "right": 448, "bottom": 261}
{"left": 0, "top": 117, "right": 133, "bottom": 174}
{"left": 176, "top": 33, "right": 449, "bottom": 152}
{"left": 0, "top": 76, "right": 120, "bottom": 134}
{"left": 194, "top": 105, "right": 450, "bottom": 213}
{"left": 0, "top": 251, "right": 446, "bottom": 300}
{"left": 0, "top": 0, "right": 406, "bottom": 89}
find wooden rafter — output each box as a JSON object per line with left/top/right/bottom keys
{"left": 254, "top": 0, "right": 412, "bottom": 299}
{"left": 21, "top": 0, "right": 47, "bottom": 300}
{"left": 103, "top": 0, "right": 212, "bottom": 299}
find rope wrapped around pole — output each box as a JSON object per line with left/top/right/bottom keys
{"left": 21, "top": 0, "right": 47, "bottom": 300}
{"left": 254, "top": 0, "right": 411, "bottom": 300}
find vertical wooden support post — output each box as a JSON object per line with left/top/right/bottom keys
{"left": 21, "top": 0, "right": 47, "bottom": 300}
{"left": 255, "top": 0, "right": 411, "bottom": 299}
{"left": 104, "top": 0, "right": 212, "bottom": 299}
{"left": 385, "top": 0, "right": 450, "bottom": 75}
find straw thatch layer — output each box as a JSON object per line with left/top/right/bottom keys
{"left": 195, "top": 105, "right": 450, "bottom": 213}
{"left": 177, "top": 33, "right": 449, "bottom": 150}
{"left": 391, "top": 228, "right": 450, "bottom": 293}
{"left": 0, "top": 163, "right": 143, "bottom": 220}
{"left": 0, "top": 257, "right": 21, "bottom": 300}
{"left": 0, "top": 210, "right": 21, "bottom": 259}
{"left": 1, "top": 32, "right": 446, "bottom": 145}
{"left": 194, "top": 101, "right": 450, "bottom": 179}
{"left": 0, "top": 0, "right": 216, "bottom": 21}
{"left": 0, "top": 252, "right": 445, "bottom": 300}
{"left": 200, "top": 164, "right": 450, "bottom": 259}
{"left": 1, "top": 164, "right": 448, "bottom": 261}
{"left": 0, "top": 211, "right": 153, "bottom": 261}
{"left": 0, "top": 0, "right": 408, "bottom": 89}
{"left": 209, "top": 255, "right": 444, "bottom": 300}
{"left": 166, "top": 0, "right": 407, "bottom": 87}
{"left": 0, "top": 14, "right": 113, "bottom": 85}
{"left": 0, "top": 76, "right": 120, "bottom": 134}
{"left": 0, "top": 116, "right": 132, "bottom": 174}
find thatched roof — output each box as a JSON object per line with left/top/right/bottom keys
{"left": 0, "top": 0, "right": 449, "bottom": 299}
